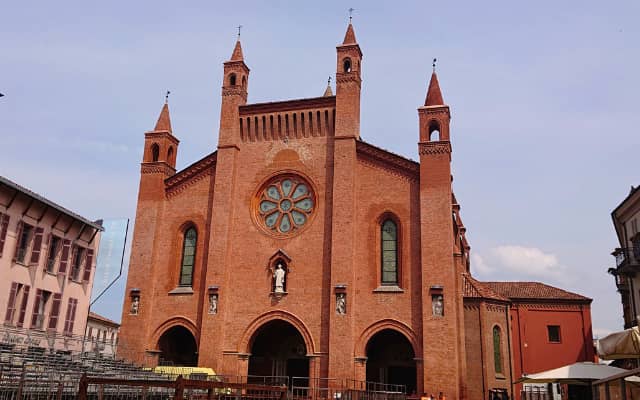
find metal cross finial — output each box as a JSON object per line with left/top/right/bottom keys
{"left": 327, "top": 76, "right": 332, "bottom": 86}
{"left": 348, "top": 8, "right": 355, "bottom": 22}
{"left": 237, "top": 25, "right": 242, "bottom": 38}
{"left": 165, "top": 90, "right": 170, "bottom": 104}
{"left": 432, "top": 58, "right": 437, "bottom": 72}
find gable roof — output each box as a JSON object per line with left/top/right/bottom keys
{"left": 356, "top": 140, "right": 420, "bottom": 178}
{"left": 484, "top": 281, "right": 591, "bottom": 302}
{"left": 0, "top": 175, "right": 103, "bottom": 231}
{"left": 88, "top": 312, "right": 120, "bottom": 328}
{"left": 463, "top": 274, "right": 509, "bottom": 302}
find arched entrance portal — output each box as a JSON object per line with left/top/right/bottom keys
{"left": 157, "top": 326, "right": 198, "bottom": 366}
{"left": 248, "top": 320, "right": 309, "bottom": 386}
{"left": 366, "top": 329, "right": 417, "bottom": 394}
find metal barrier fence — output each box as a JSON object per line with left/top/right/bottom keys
{"left": 290, "top": 377, "right": 406, "bottom": 400}
{"left": 77, "top": 374, "right": 288, "bottom": 400}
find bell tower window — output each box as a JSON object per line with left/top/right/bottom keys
{"left": 229, "top": 73, "right": 237, "bottom": 86}
{"left": 343, "top": 58, "right": 352, "bottom": 73}
{"left": 151, "top": 143, "right": 160, "bottom": 162}
{"left": 429, "top": 122, "right": 440, "bottom": 142}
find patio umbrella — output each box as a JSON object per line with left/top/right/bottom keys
{"left": 596, "top": 327, "right": 640, "bottom": 360}
{"left": 518, "top": 362, "right": 628, "bottom": 385}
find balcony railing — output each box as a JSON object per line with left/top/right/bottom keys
{"left": 613, "top": 247, "right": 640, "bottom": 268}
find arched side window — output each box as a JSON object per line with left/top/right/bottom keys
{"left": 493, "top": 326, "right": 503, "bottom": 374}
{"left": 381, "top": 219, "right": 398, "bottom": 285}
{"left": 179, "top": 227, "right": 197, "bottom": 287}
{"left": 151, "top": 143, "right": 160, "bottom": 162}
{"left": 167, "top": 146, "right": 174, "bottom": 162}
{"left": 229, "top": 73, "right": 237, "bottom": 86}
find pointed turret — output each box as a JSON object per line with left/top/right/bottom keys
{"left": 342, "top": 23, "right": 357, "bottom": 45}
{"left": 424, "top": 71, "right": 445, "bottom": 106}
{"left": 323, "top": 84, "right": 333, "bottom": 97}
{"left": 335, "top": 22, "right": 362, "bottom": 138}
{"left": 142, "top": 99, "right": 179, "bottom": 172}
{"left": 230, "top": 40, "right": 244, "bottom": 62}
{"left": 218, "top": 36, "right": 250, "bottom": 147}
{"left": 153, "top": 103, "right": 172, "bottom": 133}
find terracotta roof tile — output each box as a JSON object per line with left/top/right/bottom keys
{"left": 463, "top": 274, "right": 509, "bottom": 302}
{"left": 484, "top": 281, "right": 591, "bottom": 302}
{"left": 88, "top": 312, "right": 120, "bottom": 327}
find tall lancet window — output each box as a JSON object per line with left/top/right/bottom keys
{"left": 180, "top": 227, "right": 197, "bottom": 287}
{"left": 493, "top": 326, "right": 503, "bottom": 374}
{"left": 381, "top": 219, "right": 398, "bottom": 285}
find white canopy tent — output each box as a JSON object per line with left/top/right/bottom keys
{"left": 519, "top": 362, "right": 629, "bottom": 385}
{"left": 596, "top": 327, "right": 640, "bottom": 360}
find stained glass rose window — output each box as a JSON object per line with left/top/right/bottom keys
{"left": 255, "top": 174, "right": 315, "bottom": 236}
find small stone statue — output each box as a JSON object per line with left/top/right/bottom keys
{"left": 432, "top": 294, "right": 444, "bottom": 317}
{"left": 274, "top": 263, "right": 286, "bottom": 293}
{"left": 208, "top": 294, "right": 218, "bottom": 314}
{"left": 130, "top": 296, "right": 140, "bottom": 315}
{"left": 336, "top": 293, "right": 346, "bottom": 315}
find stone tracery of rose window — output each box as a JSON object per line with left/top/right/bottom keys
{"left": 257, "top": 175, "right": 315, "bottom": 235}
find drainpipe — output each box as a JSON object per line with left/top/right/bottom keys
{"left": 505, "top": 303, "right": 514, "bottom": 400}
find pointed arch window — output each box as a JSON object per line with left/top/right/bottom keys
{"left": 381, "top": 219, "right": 398, "bottom": 285}
{"left": 151, "top": 143, "right": 160, "bottom": 162}
{"left": 179, "top": 227, "right": 197, "bottom": 287}
{"left": 493, "top": 326, "right": 503, "bottom": 374}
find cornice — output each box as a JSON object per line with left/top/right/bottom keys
{"left": 222, "top": 87, "right": 248, "bottom": 100}
{"left": 356, "top": 141, "right": 419, "bottom": 181}
{"left": 419, "top": 141, "right": 452, "bottom": 155}
{"left": 165, "top": 152, "right": 217, "bottom": 197}
{"left": 335, "top": 73, "right": 362, "bottom": 85}
{"left": 239, "top": 96, "right": 336, "bottom": 115}
{"left": 140, "top": 162, "right": 175, "bottom": 175}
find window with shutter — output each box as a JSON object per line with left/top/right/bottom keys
{"left": 46, "top": 235, "right": 60, "bottom": 273}
{"left": 12, "top": 221, "right": 24, "bottom": 262}
{"left": 0, "top": 214, "right": 10, "bottom": 258}
{"left": 4, "top": 282, "right": 19, "bottom": 324}
{"left": 47, "top": 293, "right": 62, "bottom": 331}
{"left": 16, "top": 285, "right": 30, "bottom": 327}
{"left": 83, "top": 249, "right": 94, "bottom": 282}
{"left": 31, "top": 289, "right": 43, "bottom": 328}
{"left": 63, "top": 298, "right": 78, "bottom": 336}
{"left": 70, "top": 246, "right": 84, "bottom": 281}
{"left": 58, "top": 239, "right": 71, "bottom": 275}
{"left": 29, "top": 227, "right": 44, "bottom": 266}
{"left": 30, "top": 290, "right": 51, "bottom": 330}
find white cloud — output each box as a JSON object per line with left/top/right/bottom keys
{"left": 471, "top": 245, "right": 570, "bottom": 282}
{"left": 471, "top": 253, "right": 494, "bottom": 275}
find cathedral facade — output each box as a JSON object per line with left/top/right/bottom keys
{"left": 118, "top": 23, "right": 590, "bottom": 399}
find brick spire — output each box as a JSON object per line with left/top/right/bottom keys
{"left": 342, "top": 23, "right": 357, "bottom": 45}
{"left": 230, "top": 40, "right": 244, "bottom": 61}
{"left": 153, "top": 103, "right": 172, "bottom": 133}
{"left": 424, "top": 71, "right": 445, "bottom": 106}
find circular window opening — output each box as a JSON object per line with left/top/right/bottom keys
{"left": 254, "top": 174, "right": 316, "bottom": 237}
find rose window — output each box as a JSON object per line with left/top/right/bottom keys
{"left": 256, "top": 175, "right": 315, "bottom": 235}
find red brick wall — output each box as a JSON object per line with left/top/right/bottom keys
{"left": 510, "top": 303, "right": 594, "bottom": 400}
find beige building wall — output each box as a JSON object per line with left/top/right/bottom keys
{"left": 0, "top": 176, "right": 101, "bottom": 352}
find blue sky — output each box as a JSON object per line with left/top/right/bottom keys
{"left": 2, "top": 1, "right": 639, "bottom": 336}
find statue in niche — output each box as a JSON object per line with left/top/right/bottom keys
{"left": 273, "top": 262, "right": 286, "bottom": 293}
{"left": 432, "top": 294, "right": 444, "bottom": 317}
{"left": 336, "top": 293, "right": 346, "bottom": 315}
{"left": 130, "top": 296, "right": 140, "bottom": 315}
{"left": 208, "top": 294, "right": 218, "bottom": 314}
